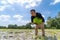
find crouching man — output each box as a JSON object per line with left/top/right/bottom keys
{"left": 30, "top": 9, "right": 45, "bottom": 36}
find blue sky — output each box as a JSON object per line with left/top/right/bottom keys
{"left": 0, "top": 0, "right": 60, "bottom": 26}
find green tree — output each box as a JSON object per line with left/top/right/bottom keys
{"left": 25, "top": 23, "right": 32, "bottom": 29}
{"left": 47, "top": 12, "right": 60, "bottom": 29}
{"left": 8, "top": 24, "right": 17, "bottom": 29}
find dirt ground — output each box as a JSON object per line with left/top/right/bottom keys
{"left": 0, "top": 29, "right": 60, "bottom": 40}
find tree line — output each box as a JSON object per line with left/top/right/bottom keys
{"left": 0, "top": 12, "right": 60, "bottom": 29}
{"left": 46, "top": 12, "right": 60, "bottom": 29}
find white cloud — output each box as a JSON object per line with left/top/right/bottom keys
{"left": 10, "top": 0, "right": 42, "bottom": 8}
{"left": 0, "top": 0, "right": 42, "bottom": 11}
{"left": 0, "top": 5, "right": 11, "bottom": 11}
{"left": 50, "top": 0, "right": 60, "bottom": 5}
{"left": 0, "top": 0, "right": 11, "bottom": 11}
{"left": 25, "top": 0, "right": 42, "bottom": 8}
{"left": 1, "top": 0, "right": 7, "bottom": 5}
{"left": 0, "top": 6, "right": 6, "bottom": 11}
{"left": 0, "top": 14, "right": 30, "bottom": 26}
{"left": 0, "top": 15, "right": 11, "bottom": 21}
{"left": 13, "top": 15, "right": 23, "bottom": 21}
{"left": 13, "top": 15, "right": 30, "bottom": 25}
{"left": 25, "top": 2, "right": 37, "bottom": 8}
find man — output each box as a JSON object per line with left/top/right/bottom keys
{"left": 30, "top": 9, "right": 45, "bottom": 36}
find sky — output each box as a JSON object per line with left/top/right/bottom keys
{"left": 0, "top": 0, "right": 60, "bottom": 26}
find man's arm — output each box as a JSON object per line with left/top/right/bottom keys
{"left": 31, "top": 16, "right": 33, "bottom": 23}
{"left": 29, "top": 16, "right": 33, "bottom": 24}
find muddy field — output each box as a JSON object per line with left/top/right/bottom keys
{"left": 0, "top": 29, "right": 60, "bottom": 40}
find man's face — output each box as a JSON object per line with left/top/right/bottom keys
{"left": 31, "top": 11, "right": 36, "bottom": 16}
